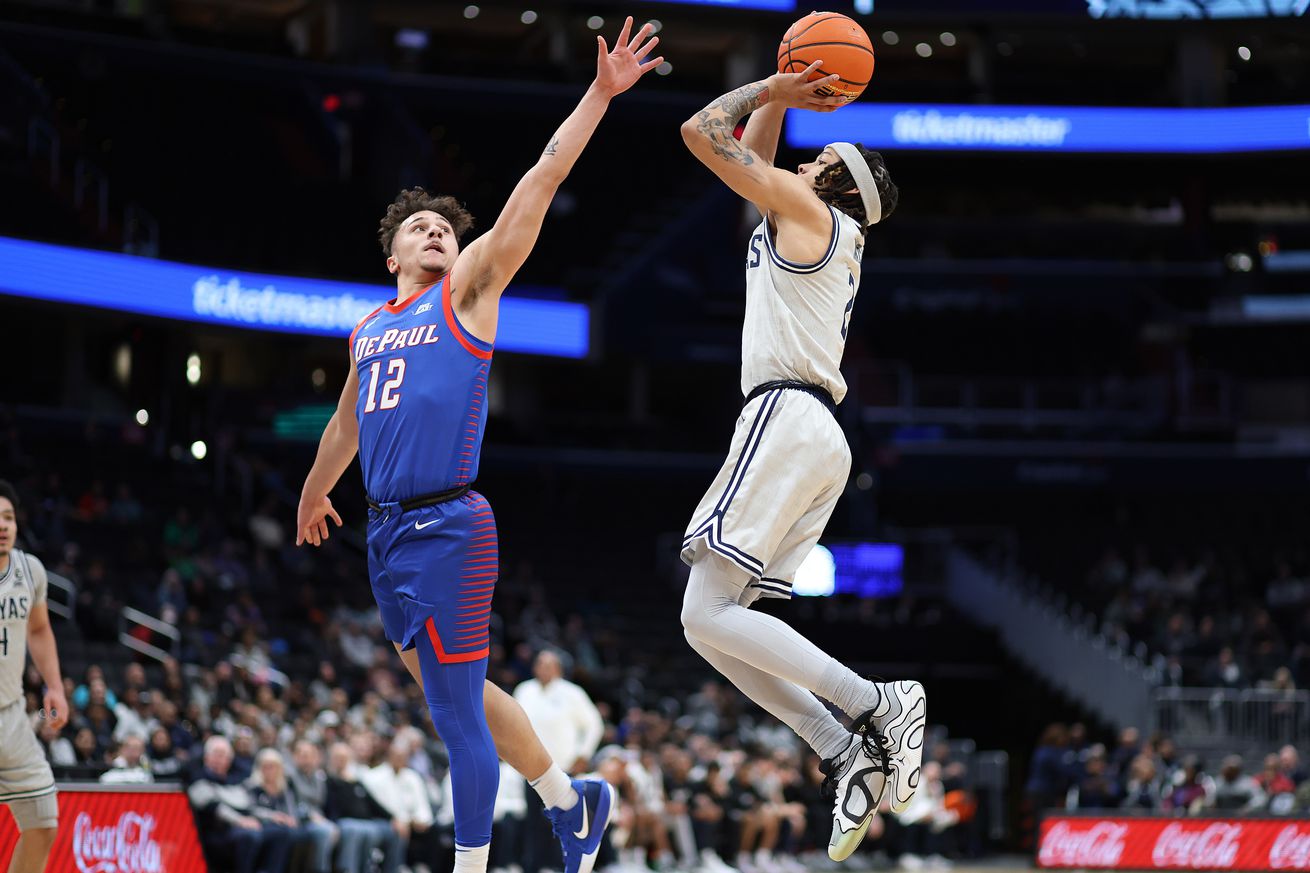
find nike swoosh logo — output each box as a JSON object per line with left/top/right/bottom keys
{"left": 363, "top": 317, "right": 380, "bottom": 329}
{"left": 574, "top": 794, "right": 592, "bottom": 840}
{"left": 414, "top": 519, "right": 439, "bottom": 530}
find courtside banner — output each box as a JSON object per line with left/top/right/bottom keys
{"left": 0, "top": 235, "right": 589, "bottom": 358}
{"left": 1037, "top": 814, "right": 1310, "bottom": 870}
{"left": 0, "top": 785, "right": 206, "bottom": 872}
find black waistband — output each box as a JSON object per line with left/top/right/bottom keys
{"left": 367, "top": 483, "right": 472, "bottom": 513}
{"left": 745, "top": 380, "right": 837, "bottom": 416}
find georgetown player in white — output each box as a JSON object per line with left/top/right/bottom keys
{"left": 0, "top": 480, "right": 66, "bottom": 873}
{"left": 679, "top": 66, "right": 926, "bottom": 861}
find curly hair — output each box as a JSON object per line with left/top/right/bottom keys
{"left": 377, "top": 187, "right": 476, "bottom": 256}
{"left": 813, "top": 145, "right": 898, "bottom": 231}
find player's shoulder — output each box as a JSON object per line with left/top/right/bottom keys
{"left": 13, "top": 549, "right": 45, "bottom": 574}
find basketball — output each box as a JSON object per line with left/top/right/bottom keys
{"left": 777, "top": 11, "right": 875, "bottom": 103}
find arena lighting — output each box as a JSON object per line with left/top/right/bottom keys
{"left": 463, "top": 5, "right": 479, "bottom": 18}
{"left": 787, "top": 102, "right": 1310, "bottom": 153}
{"left": 915, "top": 42, "right": 934, "bottom": 57}
{"left": 185, "top": 353, "right": 201, "bottom": 385}
{"left": 135, "top": 409, "right": 149, "bottom": 426}
{"left": 190, "top": 440, "right": 207, "bottom": 460}
{"left": 0, "top": 236, "right": 590, "bottom": 358}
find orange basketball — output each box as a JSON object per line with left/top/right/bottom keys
{"left": 777, "top": 11, "right": 875, "bottom": 103}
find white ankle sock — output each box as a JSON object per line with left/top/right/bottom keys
{"left": 816, "top": 660, "right": 881, "bottom": 719}
{"left": 529, "top": 764, "right": 578, "bottom": 811}
{"left": 455, "top": 843, "right": 491, "bottom": 873}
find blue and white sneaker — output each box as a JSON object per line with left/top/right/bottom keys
{"left": 545, "top": 778, "right": 617, "bottom": 873}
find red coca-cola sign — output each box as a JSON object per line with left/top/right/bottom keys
{"left": 1039, "top": 815, "right": 1310, "bottom": 871}
{"left": 0, "top": 787, "right": 205, "bottom": 872}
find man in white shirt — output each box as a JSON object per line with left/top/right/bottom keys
{"left": 514, "top": 651, "right": 605, "bottom": 873}
{"left": 363, "top": 732, "right": 438, "bottom": 873}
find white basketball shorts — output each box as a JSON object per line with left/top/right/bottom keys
{"left": 681, "top": 386, "right": 851, "bottom": 600}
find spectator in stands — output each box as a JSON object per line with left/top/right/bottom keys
{"left": 108, "top": 483, "right": 143, "bottom": 525}
{"left": 1256, "top": 753, "right": 1297, "bottom": 807}
{"left": 324, "top": 740, "right": 403, "bottom": 873}
{"left": 287, "top": 739, "right": 331, "bottom": 820}
{"left": 1024, "top": 724, "right": 1073, "bottom": 812}
{"left": 895, "top": 761, "right": 958, "bottom": 870}
{"left": 1279, "top": 745, "right": 1306, "bottom": 786}
{"left": 690, "top": 760, "right": 736, "bottom": 873}
{"left": 71, "top": 726, "right": 107, "bottom": 776}
{"left": 248, "top": 747, "right": 336, "bottom": 873}
{"left": 230, "top": 727, "right": 257, "bottom": 782}
{"left": 113, "top": 687, "right": 151, "bottom": 743}
{"left": 149, "top": 726, "right": 186, "bottom": 781}
{"left": 1108, "top": 727, "right": 1140, "bottom": 782}
{"left": 1156, "top": 614, "right": 1194, "bottom": 660}
{"left": 187, "top": 735, "right": 292, "bottom": 873}
{"left": 101, "top": 735, "right": 153, "bottom": 785}
{"left": 660, "top": 747, "right": 704, "bottom": 871}
{"left": 1120, "top": 756, "right": 1161, "bottom": 810}
{"left": 37, "top": 718, "right": 75, "bottom": 767}
{"left": 514, "top": 649, "right": 605, "bottom": 873}
{"left": 71, "top": 667, "right": 116, "bottom": 710}
{"left": 1153, "top": 736, "right": 1182, "bottom": 789}
{"left": 1209, "top": 756, "right": 1265, "bottom": 812}
{"left": 362, "top": 732, "right": 438, "bottom": 873}
{"left": 1162, "top": 757, "right": 1213, "bottom": 814}
{"left": 1203, "top": 647, "right": 1243, "bottom": 688}
{"left": 1071, "top": 748, "right": 1119, "bottom": 810}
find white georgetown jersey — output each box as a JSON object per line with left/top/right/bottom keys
{"left": 0, "top": 549, "right": 46, "bottom": 708}
{"left": 741, "top": 204, "right": 864, "bottom": 404}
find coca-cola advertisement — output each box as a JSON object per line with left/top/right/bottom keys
{"left": 1039, "top": 815, "right": 1310, "bottom": 871}
{"left": 0, "top": 786, "right": 206, "bottom": 873}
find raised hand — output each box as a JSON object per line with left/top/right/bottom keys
{"left": 769, "top": 61, "right": 849, "bottom": 112}
{"left": 594, "top": 16, "right": 664, "bottom": 98}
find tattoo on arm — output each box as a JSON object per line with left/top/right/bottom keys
{"left": 693, "top": 82, "right": 770, "bottom": 166}
{"left": 543, "top": 136, "right": 559, "bottom": 157}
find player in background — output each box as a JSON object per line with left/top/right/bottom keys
{"left": 677, "top": 66, "right": 926, "bottom": 862}
{"left": 296, "top": 19, "right": 663, "bottom": 873}
{"left": 0, "top": 479, "right": 68, "bottom": 873}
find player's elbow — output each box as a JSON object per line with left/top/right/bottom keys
{"left": 528, "top": 162, "right": 567, "bottom": 191}
{"left": 680, "top": 118, "right": 702, "bottom": 149}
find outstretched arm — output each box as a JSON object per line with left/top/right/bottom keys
{"left": 296, "top": 360, "right": 356, "bottom": 546}
{"left": 454, "top": 17, "right": 662, "bottom": 331}
{"left": 681, "top": 64, "right": 841, "bottom": 218}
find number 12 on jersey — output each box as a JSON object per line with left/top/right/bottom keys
{"left": 364, "top": 358, "right": 406, "bottom": 413}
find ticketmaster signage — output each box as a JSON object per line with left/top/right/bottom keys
{"left": 787, "top": 103, "right": 1310, "bottom": 154}
{"left": 1087, "top": 0, "right": 1308, "bottom": 17}
{"left": 0, "top": 236, "right": 589, "bottom": 357}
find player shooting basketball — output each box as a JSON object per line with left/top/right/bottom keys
{"left": 677, "top": 52, "right": 926, "bottom": 863}
{"left": 296, "top": 19, "right": 662, "bottom": 873}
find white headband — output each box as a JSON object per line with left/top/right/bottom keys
{"left": 825, "top": 142, "right": 882, "bottom": 227}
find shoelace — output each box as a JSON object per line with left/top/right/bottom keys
{"left": 545, "top": 807, "right": 574, "bottom": 859}
{"left": 855, "top": 718, "right": 893, "bottom": 778}
{"left": 819, "top": 719, "right": 894, "bottom": 803}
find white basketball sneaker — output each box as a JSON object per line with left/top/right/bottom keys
{"left": 821, "top": 711, "right": 891, "bottom": 861}
{"left": 863, "top": 680, "right": 926, "bottom": 814}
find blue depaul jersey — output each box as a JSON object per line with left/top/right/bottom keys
{"left": 351, "top": 276, "right": 493, "bottom": 503}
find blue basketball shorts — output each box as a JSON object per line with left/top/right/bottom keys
{"left": 366, "top": 491, "right": 497, "bottom": 658}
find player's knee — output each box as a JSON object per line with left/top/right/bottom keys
{"left": 12, "top": 793, "right": 59, "bottom": 835}
{"left": 680, "top": 590, "right": 708, "bottom": 639}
